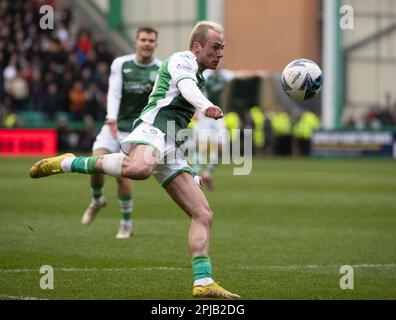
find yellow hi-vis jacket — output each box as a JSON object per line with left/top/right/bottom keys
{"left": 250, "top": 106, "right": 265, "bottom": 148}
{"left": 270, "top": 112, "right": 291, "bottom": 136}
{"left": 293, "top": 111, "right": 320, "bottom": 139}
{"left": 224, "top": 112, "right": 240, "bottom": 141}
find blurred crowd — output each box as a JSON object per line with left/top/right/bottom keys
{"left": 344, "top": 93, "right": 396, "bottom": 129}
{"left": 0, "top": 0, "right": 114, "bottom": 128}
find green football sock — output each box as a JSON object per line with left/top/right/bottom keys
{"left": 91, "top": 181, "right": 103, "bottom": 200}
{"left": 192, "top": 254, "right": 212, "bottom": 280}
{"left": 118, "top": 194, "right": 133, "bottom": 222}
{"left": 71, "top": 156, "right": 99, "bottom": 174}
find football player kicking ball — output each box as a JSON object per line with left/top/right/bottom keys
{"left": 82, "top": 27, "right": 161, "bottom": 239}
{"left": 30, "top": 21, "right": 239, "bottom": 299}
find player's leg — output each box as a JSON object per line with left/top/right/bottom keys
{"left": 166, "top": 173, "right": 212, "bottom": 256}
{"left": 115, "top": 177, "right": 134, "bottom": 239}
{"left": 114, "top": 129, "right": 135, "bottom": 238}
{"left": 29, "top": 122, "right": 162, "bottom": 180}
{"left": 82, "top": 149, "right": 108, "bottom": 225}
{"left": 29, "top": 145, "right": 157, "bottom": 179}
{"left": 165, "top": 173, "right": 239, "bottom": 299}
{"left": 155, "top": 152, "right": 239, "bottom": 299}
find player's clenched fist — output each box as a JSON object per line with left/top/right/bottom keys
{"left": 205, "top": 106, "right": 223, "bottom": 120}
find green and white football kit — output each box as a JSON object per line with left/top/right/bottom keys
{"left": 93, "top": 53, "right": 161, "bottom": 153}
{"left": 121, "top": 50, "right": 213, "bottom": 187}
{"left": 84, "top": 53, "right": 161, "bottom": 236}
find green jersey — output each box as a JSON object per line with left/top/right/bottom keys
{"left": 140, "top": 51, "right": 206, "bottom": 135}
{"left": 106, "top": 53, "right": 161, "bottom": 132}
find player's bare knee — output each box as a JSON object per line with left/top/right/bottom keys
{"left": 124, "top": 164, "right": 152, "bottom": 180}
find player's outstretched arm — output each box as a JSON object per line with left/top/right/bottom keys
{"left": 177, "top": 78, "right": 223, "bottom": 119}
{"left": 105, "top": 57, "right": 123, "bottom": 137}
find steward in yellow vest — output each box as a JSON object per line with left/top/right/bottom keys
{"left": 270, "top": 112, "right": 292, "bottom": 155}
{"left": 249, "top": 106, "right": 265, "bottom": 153}
{"left": 293, "top": 111, "right": 320, "bottom": 156}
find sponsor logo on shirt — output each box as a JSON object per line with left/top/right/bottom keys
{"left": 142, "top": 128, "right": 159, "bottom": 135}
{"left": 176, "top": 64, "right": 193, "bottom": 73}
{"left": 124, "top": 81, "right": 153, "bottom": 93}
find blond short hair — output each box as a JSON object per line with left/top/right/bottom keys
{"left": 189, "top": 21, "right": 224, "bottom": 49}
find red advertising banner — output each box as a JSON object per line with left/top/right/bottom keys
{"left": 0, "top": 129, "right": 57, "bottom": 156}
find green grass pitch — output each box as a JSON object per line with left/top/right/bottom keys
{"left": 0, "top": 156, "right": 395, "bottom": 300}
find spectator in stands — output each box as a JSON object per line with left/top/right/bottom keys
{"left": 8, "top": 72, "right": 30, "bottom": 111}
{"left": 56, "top": 115, "right": 70, "bottom": 152}
{"left": 0, "top": 0, "right": 114, "bottom": 127}
{"left": 68, "top": 81, "right": 86, "bottom": 121}
{"left": 78, "top": 115, "right": 97, "bottom": 152}
{"left": 41, "top": 82, "right": 61, "bottom": 120}
{"left": 3, "top": 53, "right": 17, "bottom": 92}
{"left": 76, "top": 28, "right": 92, "bottom": 65}
{"left": 94, "top": 37, "right": 114, "bottom": 65}
{"left": 85, "top": 82, "right": 105, "bottom": 121}
{"left": 81, "top": 66, "right": 93, "bottom": 87}
{"left": 57, "top": 2, "right": 72, "bottom": 29}
{"left": 93, "top": 61, "right": 109, "bottom": 91}
{"left": 55, "top": 22, "right": 69, "bottom": 44}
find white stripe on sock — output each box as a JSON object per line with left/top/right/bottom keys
{"left": 60, "top": 157, "right": 75, "bottom": 172}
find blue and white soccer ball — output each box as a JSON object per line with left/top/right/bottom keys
{"left": 281, "top": 58, "right": 323, "bottom": 102}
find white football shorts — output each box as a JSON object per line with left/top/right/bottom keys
{"left": 92, "top": 124, "right": 130, "bottom": 153}
{"left": 121, "top": 121, "right": 194, "bottom": 187}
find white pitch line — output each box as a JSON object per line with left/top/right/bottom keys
{"left": 0, "top": 294, "right": 49, "bottom": 300}
{"left": 0, "top": 266, "right": 187, "bottom": 273}
{"left": 0, "top": 264, "right": 395, "bottom": 273}
{"left": 236, "top": 264, "right": 396, "bottom": 270}
{"left": 352, "top": 264, "right": 396, "bottom": 268}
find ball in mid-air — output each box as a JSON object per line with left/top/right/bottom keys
{"left": 281, "top": 58, "right": 323, "bottom": 102}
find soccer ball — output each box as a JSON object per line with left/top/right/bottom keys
{"left": 281, "top": 58, "right": 323, "bottom": 101}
